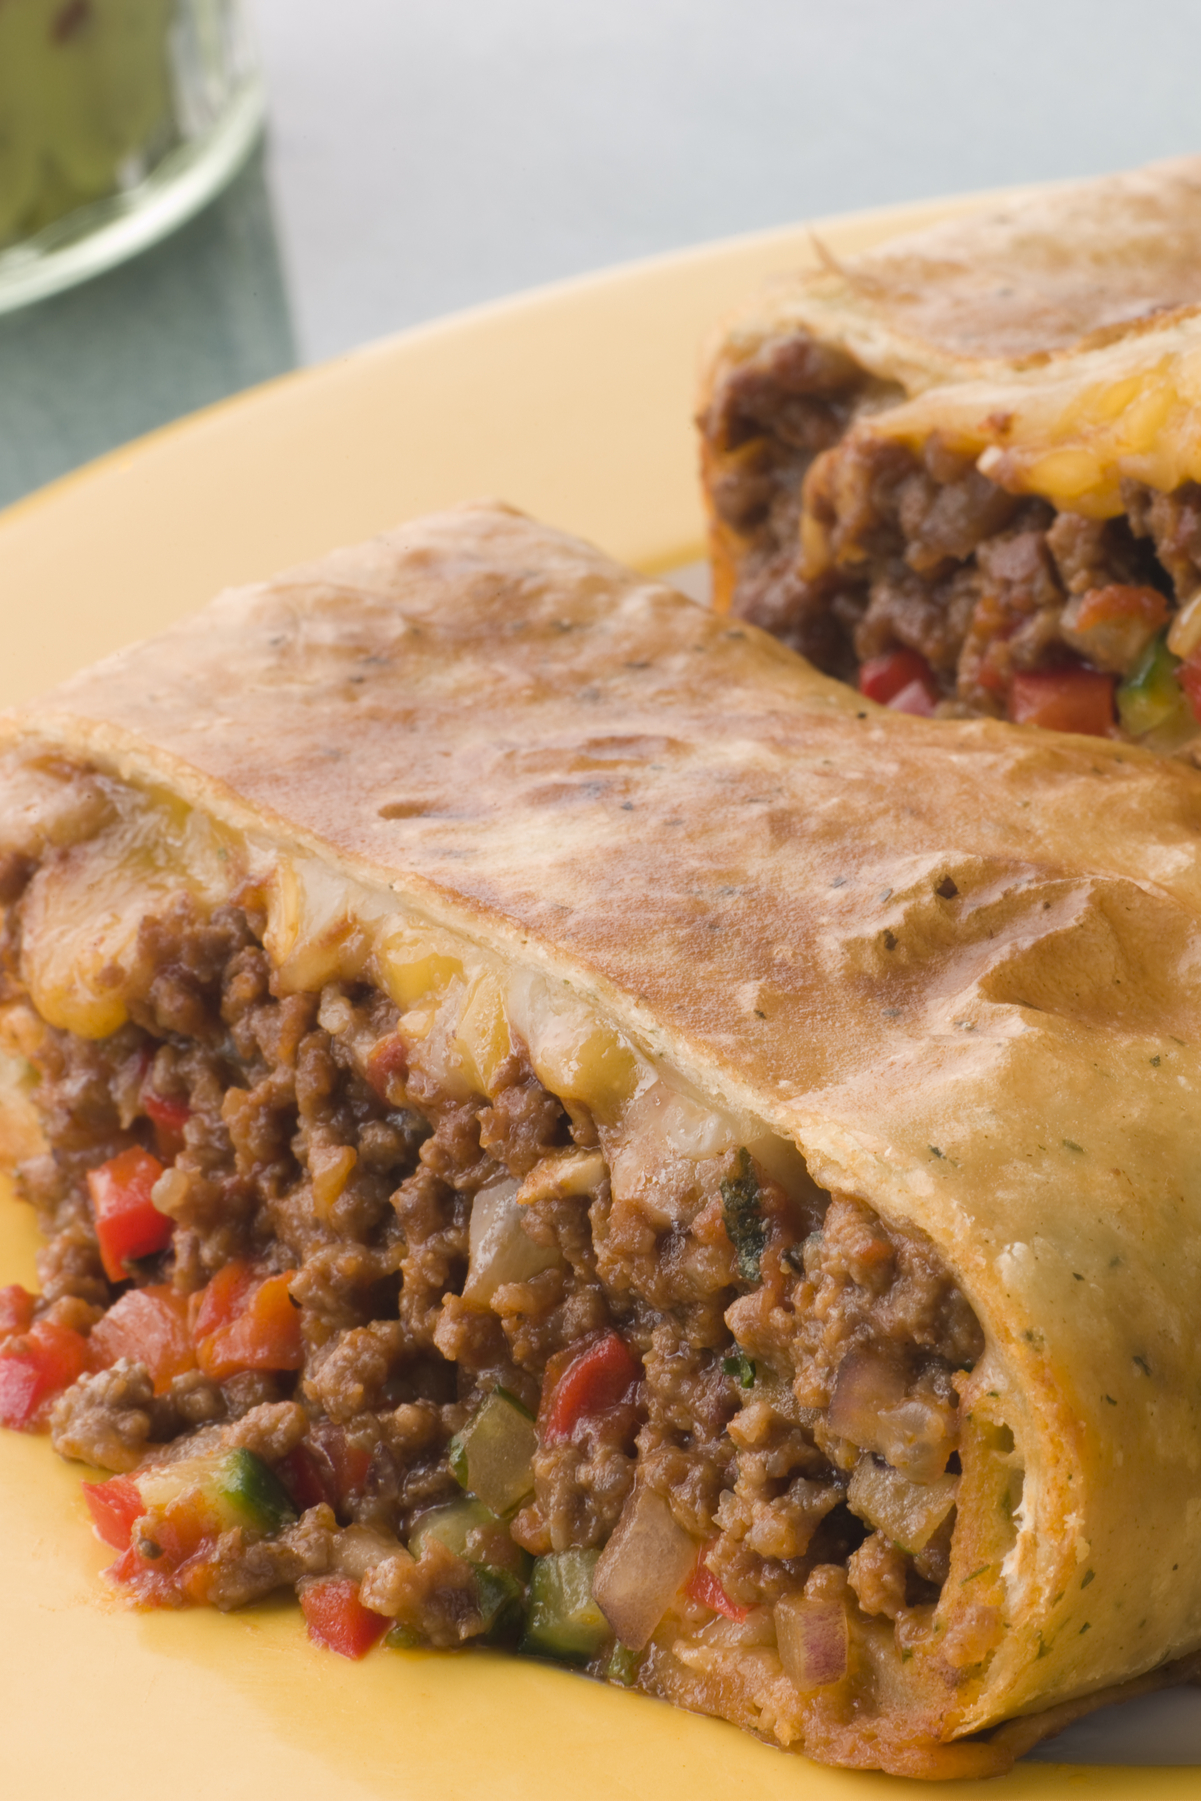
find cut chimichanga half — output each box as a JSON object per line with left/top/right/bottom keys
{"left": 700, "top": 156, "right": 1201, "bottom": 749}
{"left": 3, "top": 503, "right": 1201, "bottom": 1778}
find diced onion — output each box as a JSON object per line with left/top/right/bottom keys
{"left": 317, "top": 990, "right": 354, "bottom": 1036}
{"left": 828, "top": 1352, "right": 955, "bottom": 1484}
{"left": 334, "top": 1524, "right": 403, "bottom": 1580}
{"left": 504, "top": 969, "right": 640, "bottom": 1120}
{"left": 775, "top": 1592, "right": 849, "bottom": 1691}
{"left": 1168, "top": 588, "right": 1201, "bottom": 659}
{"left": 516, "top": 1148, "right": 607, "bottom": 1205}
{"left": 827, "top": 1348, "right": 907, "bottom": 1447}
{"left": 266, "top": 857, "right": 384, "bottom": 992}
{"left": 629, "top": 1081, "right": 740, "bottom": 1160}
{"left": 874, "top": 1397, "right": 957, "bottom": 1485}
{"left": 847, "top": 1456, "right": 958, "bottom": 1554}
{"left": 20, "top": 836, "right": 156, "bottom": 1037}
{"left": 592, "top": 1486, "right": 697, "bottom": 1651}
{"left": 403, "top": 985, "right": 475, "bottom": 1100}
{"left": 17, "top": 786, "right": 245, "bottom": 1040}
{"left": 454, "top": 973, "right": 512, "bottom": 1093}
{"left": 310, "top": 1144, "right": 357, "bottom": 1218}
{"left": 462, "top": 1178, "right": 562, "bottom": 1305}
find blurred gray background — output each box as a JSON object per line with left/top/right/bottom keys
{"left": 253, "top": 0, "right": 1201, "bottom": 362}
{"left": 2, "top": 0, "right": 1200, "bottom": 507}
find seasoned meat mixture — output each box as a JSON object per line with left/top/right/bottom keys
{"left": 702, "top": 330, "right": 1201, "bottom": 744}
{"left": 0, "top": 842, "right": 986, "bottom": 1762}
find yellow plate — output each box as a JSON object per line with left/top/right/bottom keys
{"left": 0, "top": 192, "right": 1194, "bottom": 1799}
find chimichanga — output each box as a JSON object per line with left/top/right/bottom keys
{"left": 3, "top": 504, "right": 1201, "bottom": 1778}
{"left": 700, "top": 156, "right": 1201, "bottom": 749}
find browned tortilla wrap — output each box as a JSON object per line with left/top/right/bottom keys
{"left": 4, "top": 504, "right": 1201, "bottom": 1772}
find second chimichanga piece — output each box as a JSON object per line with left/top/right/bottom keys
{"left": 700, "top": 156, "right": 1201, "bottom": 747}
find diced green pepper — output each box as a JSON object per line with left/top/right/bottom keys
{"left": 520, "top": 1549, "right": 610, "bottom": 1661}
{"left": 384, "top": 1622, "right": 426, "bottom": 1650}
{"left": 214, "top": 1448, "right": 297, "bottom": 1536}
{"left": 408, "top": 1495, "right": 502, "bottom": 1561}
{"left": 1117, "top": 632, "right": 1193, "bottom": 744}
{"left": 475, "top": 1563, "right": 526, "bottom": 1642}
{"left": 723, "top": 1352, "right": 756, "bottom": 1389}
{"left": 448, "top": 1388, "right": 538, "bottom": 1515}
{"left": 607, "top": 1641, "right": 642, "bottom": 1686}
{"left": 720, "top": 1148, "right": 766, "bottom": 1283}
{"left": 136, "top": 1445, "right": 297, "bottom": 1542}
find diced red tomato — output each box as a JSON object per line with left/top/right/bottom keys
{"left": 83, "top": 1475, "right": 145, "bottom": 1551}
{"left": 278, "top": 1443, "right": 332, "bottom": 1512}
{"left": 110, "top": 1542, "right": 155, "bottom": 1587}
{"left": 329, "top": 1429, "right": 374, "bottom": 1496}
{"left": 0, "top": 1319, "right": 89, "bottom": 1427}
{"left": 300, "top": 1577, "right": 388, "bottom": 1658}
{"left": 858, "top": 649, "right": 938, "bottom": 708}
{"left": 143, "top": 1091, "right": 190, "bottom": 1135}
{"left": 540, "top": 1331, "right": 641, "bottom": 1446}
{"left": 887, "top": 678, "right": 936, "bottom": 717}
{"left": 365, "top": 1035, "right": 408, "bottom": 1104}
{"left": 1071, "top": 583, "right": 1168, "bottom": 633}
{"left": 279, "top": 1420, "right": 372, "bottom": 1517}
{"left": 0, "top": 1283, "right": 35, "bottom": 1339}
{"left": 1008, "top": 667, "right": 1116, "bottom": 736}
{"left": 87, "top": 1146, "right": 173, "bottom": 1283}
{"left": 194, "top": 1268, "right": 303, "bottom": 1382}
{"left": 685, "top": 1543, "right": 748, "bottom": 1623}
{"left": 0, "top": 1360, "right": 41, "bottom": 1429}
{"left": 88, "top": 1285, "right": 196, "bottom": 1395}
{"left": 32, "top": 1319, "right": 90, "bottom": 1383}
{"left": 188, "top": 1258, "right": 256, "bottom": 1341}
{"left": 143, "top": 1090, "right": 191, "bottom": 1159}
{"left": 110, "top": 1536, "right": 212, "bottom": 1607}
{"left": 974, "top": 651, "right": 1009, "bottom": 696}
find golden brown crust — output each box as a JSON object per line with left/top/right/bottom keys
{"left": 809, "top": 157, "right": 1201, "bottom": 368}
{"left": 707, "top": 157, "right": 1201, "bottom": 386}
{"left": 7, "top": 503, "right": 1201, "bottom": 1749}
{"left": 701, "top": 156, "right": 1201, "bottom": 525}
{"left": 699, "top": 429, "right": 741, "bottom": 615}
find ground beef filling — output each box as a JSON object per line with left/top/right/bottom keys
{"left": 0, "top": 881, "right": 984, "bottom": 1704}
{"left": 704, "top": 330, "right": 1201, "bottom": 728}
{"left": 702, "top": 332, "right": 891, "bottom": 682}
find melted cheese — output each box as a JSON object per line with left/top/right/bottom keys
{"left": 863, "top": 325, "right": 1201, "bottom": 518}
{"left": 13, "top": 771, "right": 811, "bottom": 1200}
{"left": 19, "top": 785, "right": 243, "bottom": 1037}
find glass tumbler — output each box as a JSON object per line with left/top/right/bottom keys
{"left": 0, "top": 0, "right": 264, "bottom": 314}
